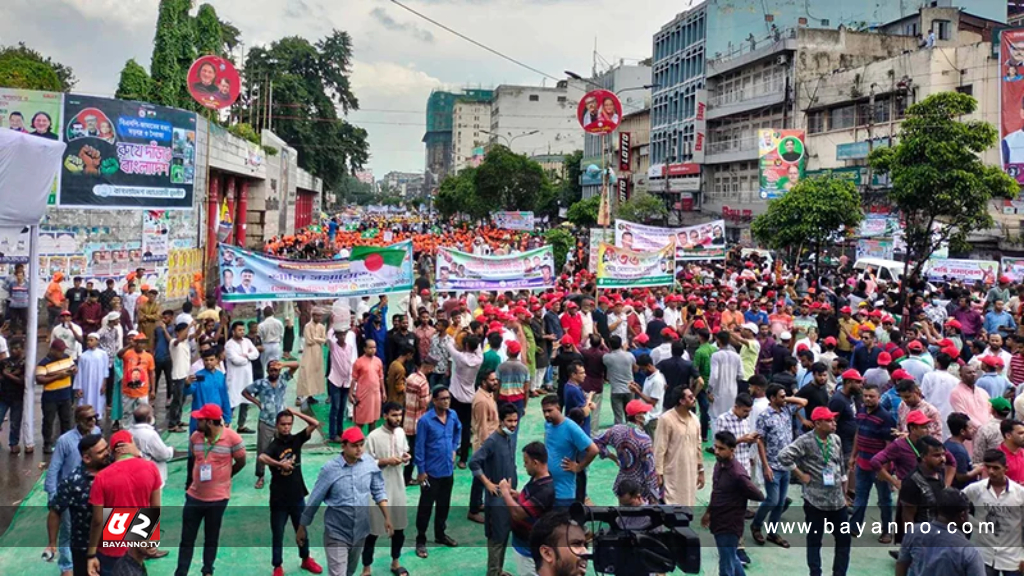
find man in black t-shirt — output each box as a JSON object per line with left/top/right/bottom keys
{"left": 258, "top": 407, "right": 323, "bottom": 574}
{"left": 795, "top": 362, "right": 830, "bottom": 431}
{"left": 0, "top": 337, "right": 26, "bottom": 452}
{"left": 829, "top": 369, "right": 862, "bottom": 463}
{"left": 498, "top": 441, "right": 555, "bottom": 575}
{"left": 898, "top": 436, "right": 946, "bottom": 527}
{"left": 656, "top": 340, "right": 700, "bottom": 393}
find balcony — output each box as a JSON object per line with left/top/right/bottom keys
{"left": 707, "top": 86, "right": 786, "bottom": 120}
{"left": 707, "top": 28, "right": 797, "bottom": 78}
{"left": 704, "top": 135, "right": 759, "bottom": 164}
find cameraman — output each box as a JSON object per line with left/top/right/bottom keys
{"left": 530, "top": 509, "right": 588, "bottom": 576}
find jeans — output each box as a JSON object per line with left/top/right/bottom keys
{"left": 167, "top": 379, "right": 185, "bottom": 427}
{"left": 428, "top": 372, "right": 450, "bottom": 389}
{"left": 752, "top": 468, "right": 791, "bottom": 532}
{"left": 121, "top": 395, "right": 149, "bottom": 426}
{"left": 58, "top": 509, "right": 72, "bottom": 572}
{"left": 153, "top": 358, "right": 172, "bottom": 397}
{"left": 451, "top": 398, "right": 472, "bottom": 463}
{"left": 696, "top": 389, "right": 711, "bottom": 441}
{"left": 270, "top": 500, "right": 309, "bottom": 568}
{"left": 851, "top": 466, "right": 893, "bottom": 528}
{"left": 415, "top": 475, "right": 454, "bottom": 545}
{"left": 362, "top": 530, "right": 405, "bottom": 566}
{"left": 175, "top": 495, "right": 229, "bottom": 576}
{"left": 804, "top": 503, "right": 852, "bottom": 576}
{"left": 610, "top": 392, "right": 631, "bottom": 425}
{"left": 714, "top": 533, "right": 746, "bottom": 576}
{"left": 487, "top": 536, "right": 510, "bottom": 576}
{"left": 42, "top": 398, "right": 73, "bottom": 449}
{"left": 256, "top": 421, "right": 276, "bottom": 477}
{"left": 328, "top": 385, "right": 349, "bottom": 439}
{"left": 470, "top": 476, "right": 484, "bottom": 514}
{"left": 589, "top": 392, "right": 603, "bottom": 434}
{"left": 0, "top": 400, "right": 23, "bottom": 446}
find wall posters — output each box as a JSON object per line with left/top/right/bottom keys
{"left": 0, "top": 88, "right": 64, "bottom": 205}
{"left": 59, "top": 94, "right": 197, "bottom": 209}
{"left": 999, "top": 27, "right": 1024, "bottom": 185}
{"left": 614, "top": 219, "right": 727, "bottom": 261}
{"left": 758, "top": 129, "right": 807, "bottom": 200}
{"left": 142, "top": 210, "right": 171, "bottom": 260}
{"left": 588, "top": 228, "right": 615, "bottom": 273}
{"left": 1002, "top": 257, "right": 1024, "bottom": 282}
{"left": 435, "top": 246, "right": 555, "bottom": 291}
{"left": 596, "top": 242, "right": 675, "bottom": 288}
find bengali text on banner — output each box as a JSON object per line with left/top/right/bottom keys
{"left": 614, "top": 219, "right": 727, "bottom": 261}
{"left": 492, "top": 211, "right": 535, "bottom": 231}
{"left": 435, "top": 245, "right": 555, "bottom": 291}
{"left": 596, "top": 242, "right": 675, "bottom": 288}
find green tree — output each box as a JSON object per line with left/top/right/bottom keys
{"left": 115, "top": 59, "right": 155, "bottom": 102}
{"left": 751, "top": 176, "right": 864, "bottom": 270}
{"left": 615, "top": 191, "right": 668, "bottom": 224}
{"left": 869, "top": 92, "right": 1018, "bottom": 284}
{"left": 193, "top": 4, "right": 223, "bottom": 57}
{"left": 474, "top": 146, "right": 552, "bottom": 212}
{"left": 544, "top": 228, "right": 575, "bottom": 270}
{"left": 0, "top": 43, "right": 76, "bottom": 91}
{"left": 566, "top": 195, "right": 601, "bottom": 228}
{"left": 435, "top": 168, "right": 484, "bottom": 218}
{"left": 149, "top": 0, "right": 196, "bottom": 109}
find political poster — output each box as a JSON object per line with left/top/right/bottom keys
{"left": 926, "top": 258, "right": 1000, "bottom": 284}
{"left": 0, "top": 226, "right": 30, "bottom": 264}
{"left": 614, "top": 219, "right": 727, "bottom": 261}
{"left": 142, "top": 211, "right": 170, "bottom": 260}
{"left": 218, "top": 240, "right": 414, "bottom": 302}
{"left": 858, "top": 216, "right": 898, "bottom": 238}
{"left": 59, "top": 94, "right": 197, "bottom": 209}
{"left": 435, "top": 246, "right": 555, "bottom": 291}
{"left": 596, "top": 242, "right": 675, "bottom": 288}
{"left": 493, "top": 211, "right": 535, "bottom": 231}
{"left": 999, "top": 27, "right": 1024, "bottom": 184}
{"left": 588, "top": 228, "right": 615, "bottom": 273}
{"left": 577, "top": 90, "right": 622, "bottom": 134}
{"left": 856, "top": 239, "right": 894, "bottom": 260}
{"left": 0, "top": 88, "right": 64, "bottom": 205}
{"left": 187, "top": 55, "right": 241, "bottom": 110}
{"left": 758, "top": 129, "right": 806, "bottom": 200}
{"left": 1002, "top": 257, "right": 1024, "bottom": 282}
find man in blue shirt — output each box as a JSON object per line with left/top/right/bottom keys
{"left": 183, "top": 349, "right": 232, "bottom": 434}
{"left": 45, "top": 404, "right": 100, "bottom": 575}
{"left": 542, "top": 394, "right": 598, "bottom": 507}
{"left": 153, "top": 309, "right": 174, "bottom": 400}
{"left": 896, "top": 488, "right": 986, "bottom": 576}
{"left": 414, "top": 385, "right": 462, "bottom": 558}
{"left": 743, "top": 301, "right": 769, "bottom": 326}
{"left": 562, "top": 361, "right": 594, "bottom": 433}
{"left": 983, "top": 299, "right": 1017, "bottom": 337}
{"left": 298, "top": 426, "right": 391, "bottom": 576}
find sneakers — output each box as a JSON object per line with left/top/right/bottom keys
{"left": 273, "top": 567, "right": 284, "bottom": 576}
{"left": 300, "top": 557, "right": 323, "bottom": 574}
{"left": 737, "top": 549, "right": 751, "bottom": 566}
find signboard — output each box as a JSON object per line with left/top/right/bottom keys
{"left": 619, "top": 132, "right": 631, "bottom": 171}
{"left": 835, "top": 139, "right": 889, "bottom": 161}
{"left": 1000, "top": 27, "right": 1024, "bottom": 184}
{"left": 693, "top": 89, "right": 707, "bottom": 164}
{"left": 926, "top": 258, "right": 999, "bottom": 284}
{"left": 435, "top": 246, "right": 555, "bottom": 291}
{"left": 858, "top": 216, "right": 898, "bottom": 238}
{"left": 669, "top": 178, "right": 701, "bottom": 192}
{"left": 588, "top": 228, "right": 615, "bottom": 273}
{"left": 596, "top": 242, "right": 675, "bottom": 288}
{"left": 492, "top": 211, "right": 535, "bottom": 231}
{"left": 666, "top": 163, "right": 700, "bottom": 177}
{"left": 577, "top": 90, "right": 622, "bottom": 134}
{"left": 758, "top": 129, "right": 806, "bottom": 200}
{"left": 219, "top": 241, "right": 414, "bottom": 302}
{"left": 187, "top": 55, "right": 241, "bottom": 110}
{"left": 1002, "top": 257, "right": 1024, "bottom": 282}
{"left": 617, "top": 178, "right": 629, "bottom": 204}
{"left": 60, "top": 94, "right": 197, "bottom": 209}
{"left": 806, "top": 167, "right": 863, "bottom": 187}
{"left": 614, "top": 219, "right": 727, "bottom": 261}
{"left": 0, "top": 88, "right": 64, "bottom": 205}
{"left": 856, "top": 239, "right": 894, "bottom": 260}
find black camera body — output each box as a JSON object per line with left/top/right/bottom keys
{"left": 570, "top": 503, "right": 701, "bottom": 575}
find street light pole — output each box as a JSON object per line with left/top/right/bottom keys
{"left": 480, "top": 130, "right": 539, "bottom": 152}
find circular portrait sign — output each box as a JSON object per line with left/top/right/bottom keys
{"left": 187, "top": 55, "right": 241, "bottom": 110}
{"left": 577, "top": 89, "right": 622, "bottom": 134}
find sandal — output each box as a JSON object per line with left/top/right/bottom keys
{"left": 750, "top": 526, "right": 766, "bottom": 545}
{"left": 255, "top": 477, "right": 264, "bottom": 489}
{"left": 391, "top": 568, "right": 409, "bottom": 576}
{"left": 415, "top": 545, "right": 428, "bottom": 559}
{"left": 766, "top": 534, "right": 790, "bottom": 549}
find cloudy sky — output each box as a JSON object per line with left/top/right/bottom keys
{"left": 2, "top": 0, "right": 691, "bottom": 177}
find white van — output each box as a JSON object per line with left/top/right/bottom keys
{"left": 852, "top": 257, "right": 909, "bottom": 284}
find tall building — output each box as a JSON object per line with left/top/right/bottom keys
{"left": 380, "top": 171, "right": 425, "bottom": 198}
{"left": 489, "top": 82, "right": 585, "bottom": 156}
{"left": 423, "top": 89, "right": 493, "bottom": 183}
{"left": 452, "top": 99, "right": 492, "bottom": 173}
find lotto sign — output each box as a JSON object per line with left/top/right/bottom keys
{"left": 101, "top": 507, "right": 161, "bottom": 549}
{"left": 619, "top": 132, "right": 631, "bottom": 171}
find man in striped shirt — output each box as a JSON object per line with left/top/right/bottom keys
{"left": 403, "top": 357, "right": 434, "bottom": 485}
{"left": 850, "top": 383, "right": 896, "bottom": 542}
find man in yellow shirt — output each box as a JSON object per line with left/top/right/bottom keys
{"left": 838, "top": 306, "right": 858, "bottom": 358}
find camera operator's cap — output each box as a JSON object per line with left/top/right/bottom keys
{"left": 341, "top": 426, "right": 365, "bottom": 444}
{"left": 905, "top": 410, "right": 931, "bottom": 426}
{"left": 990, "top": 397, "right": 1013, "bottom": 414}
{"left": 109, "top": 430, "right": 133, "bottom": 448}
{"left": 625, "top": 399, "right": 653, "bottom": 417}
{"left": 810, "top": 406, "right": 838, "bottom": 421}
{"left": 191, "top": 403, "right": 223, "bottom": 421}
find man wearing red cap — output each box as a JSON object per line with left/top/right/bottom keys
{"left": 978, "top": 334, "right": 1013, "bottom": 380}
{"left": 870, "top": 409, "right": 957, "bottom": 495}
{"left": 559, "top": 302, "right": 583, "bottom": 347}
{"left": 777, "top": 407, "right": 852, "bottom": 576}
{"left": 176, "top": 404, "right": 246, "bottom": 576}
{"left": 497, "top": 340, "right": 530, "bottom": 415}
{"left": 593, "top": 398, "right": 660, "bottom": 502}
{"left": 86, "top": 430, "right": 163, "bottom": 576}
{"left": 298, "top": 426, "right": 391, "bottom": 576}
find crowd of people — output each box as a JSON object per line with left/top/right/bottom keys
{"left": 8, "top": 232, "right": 1024, "bottom": 576}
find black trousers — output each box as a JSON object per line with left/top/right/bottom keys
{"left": 415, "top": 475, "right": 454, "bottom": 545}
{"left": 270, "top": 501, "right": 310, "bottom": 568}
{"left": 153, "top": 359, "right": 172, "bottom": 397}
{"left": 403, "top": 433, "right": 417, "bottom": 484}
{"left": 283, "top": 323, "right": 295, "bottom": 355}
{"left": 72, "top": 548, "right": 88, "bottom": 576}
{"left": 362, "top": 530, "right": 405, "bottom": 566}
{"left": 42, "top": 399, "right": 73, "bottom": 449}
{"left": 175, "top": 496, "right": 229, "bottom": 576}
{"left": 450, "top": 398, "right": 472, "bottom": 463}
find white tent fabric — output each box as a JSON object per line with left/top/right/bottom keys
{"left": 0, "top": 128, "right": 66, "bottom": 449}
{"left": 0, "top": 129, "right": 65, "bottom": 226}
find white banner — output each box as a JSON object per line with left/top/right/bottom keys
{"left": 614, "top": 219, "right": 727, "bottom": 261}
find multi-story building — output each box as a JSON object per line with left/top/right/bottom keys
{"left": 489, "top": 82, "right": 585, "bottom": 157}
{"left": 354, "top": 170, "right": 374, "bottom": 185}
{"left": 380, "top": 171, "right": 425, "bottom": 198}
{"left": 452, "top": 99, "right": 492, "bottom": 173}
{"left": 530, "top": 154, "right": 567, "bottom": 184}
{"left": 423, "top": 89, "right": 493, "bottom": 183}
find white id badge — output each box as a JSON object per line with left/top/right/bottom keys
{"left": 199, "top": 463, "right": 213, "bottom": 482}
{"left": 822, "top": 465, "right": 836, "bottom": 487}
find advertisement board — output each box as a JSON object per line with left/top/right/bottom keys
{"left": 60, "top": 94, "right": 197, "bottom": 209}
{"left": 1002, "top": 257, "right": 1024, "bottom": 282}
{"left": 588, "top": 228, "right": 615, "bottom": 273}
{"left": 926, "top": 258, "right": 999, "bottom": 284}
{"left": 596, "top": 242, "right": 675, "bottom": 288}
{"left": 614, "top": 219, "right": 727, "bottom": 261}
{"left": 435, "top": 246, "right": 555, "bottom": 291}
{"left": 758, "top": 129, "right": 806, "bottom": 199}
{"left": 856, "top": 239, "right": 894, "bottom": 260}
{"left": 0, "top": 88, "right": 64, "bottom": 205}
{"left": 999, "top": 27, "right": 1024, "bottom": 184}
{"left": 618, "top": 132, "right": 631, "bottom": 172}
{"left": 492, "top": 211, "right": 535, "bottom": 231}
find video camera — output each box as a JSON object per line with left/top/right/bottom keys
{"left": 570, "top": 502, "right": 701, "bottom": 575}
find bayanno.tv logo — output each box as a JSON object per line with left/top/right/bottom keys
{"left": 101, "top": 508, "right": 161, "bottom": 549}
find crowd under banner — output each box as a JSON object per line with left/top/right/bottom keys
{"left": 435, "top": 245, "right": 555, "bottom": 291}
{"left": 596, "top": 242, "right": 675, "bottom": 288}
{"left": 492, "top": 211, "right": 535, "bottom": 231}
{"left": 927, "top": 258, "right": 999, "bottom": 284}
{"left": 219, "top": 240, "right": 414, "bottom": 302}
{"left": 614, "top": 219, "right": 727, "bottom": 261}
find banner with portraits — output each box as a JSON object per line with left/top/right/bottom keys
{"left": 0, "top": 88, "right": 64, "bottom": 204}
{"left": 614, "top": 219, "right": 727, "bottom": 261}
{"left": 435, "top": 246, "right": 555, "bottom": 292}
{"left": 492, "top": 211, "right": 535, "bottom": 231}
{"left": 758, "top": 129, "right": 807, "bottom": 200}
{"left": 1000, "top": 27, "right": 1024, "bottom": 184}
{"left": 219, "top": 241, "right": 414, "bottom": 302}
{"left": 926, "top": 258, "right": 999, "bottom": 284}
{"left": 596, "top": 242, "right": 675, "bottom": 288}
{"left": 1001, "top": 257, "right": 1024, "bottom": 282}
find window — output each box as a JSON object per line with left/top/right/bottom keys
{"left": 935, "top": 20, "right": 951, "bottom": 41}
{"left": 529, "top": 94, "right": 540, "bottom": 102}
{"left": 557, "top": 96, "right": 567, "bottom": 103}
{"left": 956, "top": 85, "right": 973, "bottom": 96}
{"left": 821, "top": 19, "right": 830, "bottom": 26}
{"left": 829, "top": 105, "right": 856, "bottom": 130}
{"left": 807, "top": 110, "right": 826, "bottom": 134}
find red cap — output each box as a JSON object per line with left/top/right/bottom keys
{"left": 191, "top": 403, "right": 223, "bottom": 421}
{"left": 109, "top": 430, "right": 134, "bottom": 448}
{"left": 625, "top": 399, "right": 653, "bottom": 417}
{"left": 840, "top": 306, "right": 852, "bottom": 314}
{"left": 841, "top": 369, "right": 863, "bottom": 381}
{"left": 693, "top": 320, "right": 707, "bottom": 330}
{"left": 882, "top": 315, "right": 895, "bottom": 324}
{"left": 811, "top": 406, "right": 839, "bottom": 421}
{"left": 891, "top": 368, "right": 913, "bottom": 381}
{"left": 506, "top": 341, "right": 522, "bottom": 355}
{"left": 877, "top": 352, "right": 892, "bottom": 366}
{"left": 420, "top": 289, "right": 431, "bottom": 295}
{"left": 907, "top": 340, "right": 924, "bottom": 352}
{"left": 634, "top": 333, "right": 650, "bottom": 344}
{"left": 560, "top": 335, "right": 575, "bottom": 346}
{"left": 982, "top": 355, "right": 1004, "bottom": 368}
{"left": 868, "top": 310, "right": 882, "bottom": 318}
{"left": 945, "top": 319, "right": 962, "bottom": 329}
{"left": 1000, "top": 275, "right": 1011, "bottom": 284}
{"left": 341, "top": 426, "right": 365, "bottom": 444}
{"left": 940, "top": 346, "right": 960, "bottom": 358}
{"left": 488, "top": 321, "right": 504, "bottom": 333}
{"left": 566, "top": 301, "right": 579, "bottom": 309}
{"left": 906, "top": 410, "right": 931, "bottom": 426}
{"left": 823, "top": 336, "right": 837, "bottom": 346}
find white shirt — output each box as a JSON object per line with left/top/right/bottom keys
{"left": 224, "top": 337, "right": 259, "bottom": 407}
{"left": 127, "top": 422, "right": 175, "bottom": 481}
{"left": 963, "top": 479, "right": 1024, "bottom": 571}
{"left": 170, "top": 337, "right": 192, "bottom": 380}
{"left": 52, "top": 323, "right": 83, "bottom": 361}
{"left": 663, "top": 307, "right": 681, "bottom": 329}
{"left": 920, "top": 369, "right": 960, "bottom": 438}
{"left": 642, "top": 370, "right": 667, "bottom": 423}
{"left": 258, "top": 316, "right": 285, "bottom": 344}
{"left": 607, "top": 312, "right": 628, "bottom": 342}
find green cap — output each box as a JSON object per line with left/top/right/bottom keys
{"left": 990, "top": 397, "right": 1012, "bottom": 414}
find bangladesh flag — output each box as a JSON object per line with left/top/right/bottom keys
{"left": 350, "top": 245, "right": 406, "bottom": 272}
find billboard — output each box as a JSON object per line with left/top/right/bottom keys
{"left": 614, "top": 219, "right": 727, "bottom": 261}
{"left": 758, "top": 129, "right": 806, "bottom": 200}
{"left": 577, "top": 90, "right": 622, "bottom": 134}
{"left": 492, "top": 211, "right": 534, "bottom": 231}
{"left": 187, "top": 55, "right": 241, "bottom": 110}
{"left": 59, "top": 94, "right": 197, "bottom": 209}
{"left": 926, "top": 258, "right": 999, "bottom": 284}
{"left": 1000, "top": 27, "right": 1024, "bottom": 185}
{"left": 596, "top": 242, "right": 675, "bottom": 288}
{"left": 435, "top": 246, "right": 555, "bottom": 291}
{"left": 0, "top": 88, "right": 64, "bottom": 205}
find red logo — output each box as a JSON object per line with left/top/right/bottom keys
{"left": 101, "top": 508, "right": 161, "bottom": 549}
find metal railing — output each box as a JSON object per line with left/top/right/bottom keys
{"left": 707, "top": 27, "right": 797, "bottom": 66}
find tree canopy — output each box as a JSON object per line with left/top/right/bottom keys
{"left": 615, "top": 191, "right": 668, "bottom": 225}
{"left": 566, "top": 195, "right": 601, "bottom": 228}
{"left": 434, "top": 147, "right": 554, "bottom": 219}
{"left": 0, "top": 43, "right": 76, "bottom": 92}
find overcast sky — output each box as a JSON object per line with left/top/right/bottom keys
{"left": 1, "top": 0, "right": 690, "bottom": 178}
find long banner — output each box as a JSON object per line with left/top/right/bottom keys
{"left": 435, "top": 245, "right": 555, "bottom": 291}
{"left": 492, "top": 211, "right": 534, "bottom": 231}
{"left": 614, "top": 219, "right": 727, "bottom": 261}
{"left": 596, "top": 242, "right": 675, "bottom": 288}
{"left": 1002, "top": 257, "right": 1024, "bottom": 282}
{"left": 856, "top": 239, "right": 894, "bottom": 260}
{"left": 1000, "top": 27, "right": 1024, "bottom": 184}
{"left": 926, "top": 258, "right": 999, "bottom": 284}
{"left": 218, "top": 241, "right": 414, "bottom": 302}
